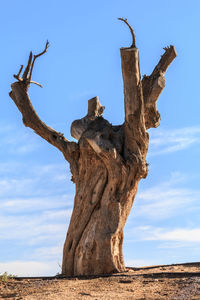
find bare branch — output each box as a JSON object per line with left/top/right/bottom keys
{"left": 22, "top": 52, "right": 33, "bottom": 80}
{"left": 29, "top": 40, "right": 49, "bottom": 82}
{"left": 142, "top": 45, "right": 177, "bottom": 129}
{"left": 17, "top": 65, "right": 23, "bottom": 77}
{"left": 142, "top": 45, "right": 177, "bottom": 105}
{"left": 13, "top": 41, "right": 49, "bottom": 88}
{"left": 151, "top": 45, "right": 177, "bottom": 77}
{"left": 10, "top": 41, "right": 79, "bottom": 166}
{"left": 29, "top": 81, "right": 43, "bottom": 88}
{"left": 118, "top": 17, "right": 136, "bottom": 48}
{"left": 9, "top": 81, "right": 78, "bottom": 164}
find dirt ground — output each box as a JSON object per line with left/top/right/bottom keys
{"left": 1, "top": 262, "right": 200, "bottom": 299}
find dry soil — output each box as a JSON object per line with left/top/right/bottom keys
{"left": 1, "top": 262, "right": 200, "bottom": 299}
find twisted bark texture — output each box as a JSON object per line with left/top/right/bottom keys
{"left": 9, "top": 20, "right": 176, "bottom": 276}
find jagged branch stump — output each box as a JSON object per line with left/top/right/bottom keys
{"left": 9, "top": 20, "right": 176, "bottom": 276}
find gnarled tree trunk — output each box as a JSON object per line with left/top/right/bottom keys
{"left": 9, "top": 19, "right": 176, "bottom": 276}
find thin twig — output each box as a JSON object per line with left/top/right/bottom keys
{"left": 29, "top": 40, "right": 49, "bottom": 82}
{"left": 118, "top": 18, "right": 136, "bottom": 48}
{"left": 13, "top": 65, "right": 24, "bottom": 81}
{"left": 23, "top": 52, "right": 33, "bottom": 80}
{"left": 14, "top": 40, "right": 49, "bottom": 87}
{"left": 29, "top": 81, "right": 43, "bottom": 88}
{"left": 17, "top": 65, "right": 23, "bottom": 77}
{"left": 13, "top": 74, "right": 22, "bottom": 81}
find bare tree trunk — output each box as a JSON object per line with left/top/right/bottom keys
{"left": 9, "top": 20, "right": 176, "bottom": 277}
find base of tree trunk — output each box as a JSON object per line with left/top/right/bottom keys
{"left": 61, "top": 134, "right": 142, "bottom": 276}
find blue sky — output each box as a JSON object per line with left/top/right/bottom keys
{"left": 1, "top": 0, "right": 200, "bottom": 276}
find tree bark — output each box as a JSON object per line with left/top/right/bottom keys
{"left": 9, "top": 22, "right": 176, "bottom": 276}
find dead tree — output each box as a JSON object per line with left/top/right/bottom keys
{"left": 9, "top": 19, "right": 176, "bottom": 276}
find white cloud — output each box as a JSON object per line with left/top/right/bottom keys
{"left": 127, "top": 225, "right": 200, "bottom": 246}
{"left": 1, "top": 196, "right": 73, "bottom": 213}
{"left": 149, "top": 126, "right": 200, "bottom": 155}
{"left": 0, "top": 124, "right": 40, "bottom": 155}
{"left": 0, "top": 161, "right": 74, "bottom": 205}
{"left": 32, "top": 246, "right": 62, "bottom": 261}
{"left": 0, "top": 176, "right": 73, "bottom": 199}
{"left": 0, "top": 161, "right": 70, "bottom": 180}
{"left": 0, "top": 261, "right": 59, "bottom": 276}
{"left": 0, "top": 178, "right": 38, "bottom": 197}
{"left": 0, "top": 208, "right": 72, "bottom": 243}
{"left": 158, "top": 242, "right": 197, "bottom": 249}
{"left": 125, "top": 258, "right": 158, "bottom": 268}
{"left": 0, "top": 160, "right": 74, "bottom": 272}
{"left": 134, "top": 172, "right": 200, "bottom": 220}
{"left": 135, "top": 188, "right": 199, "bottom": 219}
{"left": 146, "top": 228, "right": 200, "bottom": 243}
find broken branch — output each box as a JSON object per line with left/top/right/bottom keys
{"left": 118, "top": 17, "right": 136, "bottom": 48}
{"left": 142, "top": 45, "right": 177, "bottom": 129}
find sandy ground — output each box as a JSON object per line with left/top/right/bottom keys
{"left": 1, "top": 262, "right": 200, "bottom": 299}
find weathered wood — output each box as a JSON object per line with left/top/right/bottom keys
{"left": 120, "top": 47, "right": 148, "bottom": 177}
{"left": 142, "top": 45, "right": 177, "bottom": 129}
{"left": 9, "top": 82, "right": 79, "bottom": 165}
{"left": 9, "top": 21, "right": 176, "bottom": 277}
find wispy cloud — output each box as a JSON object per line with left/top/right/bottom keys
{"left": 135, "top": 187, "right": 200, "bottom": 219}
{"left": 149, "top": 126, "right": 200, "bottom": 155}
{"left": 1, "top": 196, "right": 72, "bottom": 213}
{"left": 0, "top": 123, "right": 40, "bottom": 155}
{"left": 0, "top": 161, "right": 74, "bottom": 268}
{"left": 134, "top": 172, "right": 200, "bottom": 220}
{"left": 32, "top": 246, "right": 62, "bottom": 261}
{"left": 126, "top": 225, "right": 200, "bottom": 247}
{"left": 0, "top": 161, "right": 73, "bottom": 199}
{"left": 0, "top": 261, "right": 59, "bottom": 276}
{"left": 0, "top": 209, "right": 72, "bottom": 243}
{"left": 125, "top": 258, "right": 158, "bottom": 268}
{"left": 146, "top": 227, "right": 200, "bottom": 243}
